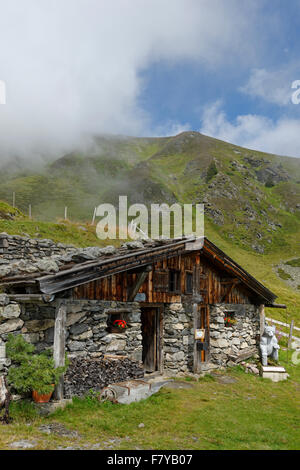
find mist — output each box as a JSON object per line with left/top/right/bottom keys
{"left": 0, "top": 0, "right": 267, "bottom": 166}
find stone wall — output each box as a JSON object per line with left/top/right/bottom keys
{"left": 0, "top": 232, "right": 75, "bottom": 262}
{"left": 0, "top": 296, "right": 143, "bottom": 369}
{"left": 209, "top": 303, "right": 260, "bottom": 367}
{"left": 163, "top": 302, "right": 194, "bottom": 373}
{"left": 1, "top": 290, "right": 261, "bottom": 379}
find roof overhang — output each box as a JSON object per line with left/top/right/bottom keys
{"left": 0, "top": 236, "right": 277, "bottom": 303}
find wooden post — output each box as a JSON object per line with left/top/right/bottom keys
{"left": 12, "top": 192, "right": 15, "bottom": 208}
{"left": 288, "top": 320, "right": 295, "bottom": 349}
{"left": 64, "top": 207, "right": 68, "bottom": 220}
{"left": 193, "top": 303, "right": 199, "bottom": 373}
{"left": 28, "top": 204, "right": 32, "bottom": 219}
{"left": 53, "top": 301, "right": 67, "bottom": 400}
{"left": 259, "top": 304, "right": 265, "bottom": 338}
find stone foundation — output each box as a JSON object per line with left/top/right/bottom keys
{"left": 1, "top": 292, "right": 261, "bottom": 379}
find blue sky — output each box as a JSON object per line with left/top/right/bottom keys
{"left": 139, "top": 0, "right": 300, "bottom": 156}
{"left": 0, "top": 0, "right": 300, "bottom": 159}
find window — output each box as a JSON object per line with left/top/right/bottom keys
{"left": 106, "top": 310, "right": 130, "bottom": 333}
{"left": 169, "top": 270, "right": 181, "bottom": 293}
{"left": 153, "top": 270, "right": 169, "bottom": 292}
{"left": 185, "top": 271, "right": 193, "bottom": 294}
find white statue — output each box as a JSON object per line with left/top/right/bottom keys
{"left": 260, "top": 324, "right": 280, "bottom": 366}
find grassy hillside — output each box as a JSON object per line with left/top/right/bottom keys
{"left": 0, "top": 132, "right": 299, "bottom": 323}
{"left": 0, "top": 201, "right": 119, "bottom": 248}
{"left": 1, "top": 352, "right": 300, "bottom": 450}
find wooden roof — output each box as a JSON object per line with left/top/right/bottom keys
{"left": 1, "top": 236, "right": 277, "bottom": 303}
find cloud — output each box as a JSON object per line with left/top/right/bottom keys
{"left": 0, "top": 0, "right": 267, "bottom": 161}
{"left": 240, "top": 65, "right": 300, "bottom": 106}
{"left": 200, "top": 101, "right": 300, "bottom": 158}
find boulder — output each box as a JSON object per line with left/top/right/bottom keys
{"left": 0, "top": 303, "right": 21, "bottom": 319}
{"left": 0, "top": 318, "right": 24, "bottom": 334}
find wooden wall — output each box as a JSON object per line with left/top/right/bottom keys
{"left": 72, "top": 251, "right": 253, "bottom": 305}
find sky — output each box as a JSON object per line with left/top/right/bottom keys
{"left": 0, "top": 0, "right": 300, "bottom": 161}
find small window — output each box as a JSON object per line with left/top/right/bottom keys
{"left": 185, "top": 271, "right": 193, "bottom": 294}
{"left": 107, "top": 312, "right": 129, "bottom": 333}
{"left": 154, "top": 270, "right": 169, "bottom": 292}
{"left": 224, "top": 311, "right": 236, "bottom": 327}
{"left": 169, "top": 270, "right": 181, "bottom": 293}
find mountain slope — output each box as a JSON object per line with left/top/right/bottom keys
{"left": 1, "top": 131, "right": 299, "bottom": 256}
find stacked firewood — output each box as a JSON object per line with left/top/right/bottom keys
{"left": 64, "top": 356, "right": 144, "bottom": 398}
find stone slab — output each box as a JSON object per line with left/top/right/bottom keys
{"left": 100, "top": 379, "right": 169, "bottom": 404}
{"left": 33, "top": 399, "right": 73, "bottom": 416}
{"left": 261, "top": 366, "right": 288, "bottom": 382}
{"left": 261, "top": 366, "right": 286, "bottom": 372}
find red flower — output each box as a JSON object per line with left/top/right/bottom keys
{"left": 113, "top": 319, "right": 127, "bottom": 329}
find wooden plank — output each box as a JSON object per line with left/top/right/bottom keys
{"left": 266, "top": 317, "right": 300, "bottom": 331}
{"left": 7, "top": 294, "right": 49, "bottom": 303}
{"left": 220, "top": 279, "right": 240, "bottom": 303}
{"left": 141, "top": 308, "right": 157, "bottom": 372}
{"left": 128, "top": 267, "right": 151, "bottom": 301}
{"left": 288, "top": 320, "right": 295, "bottom": 349}
{"left": 53, "top": 301, "right": 67, "bottom": 400}
{"left": 275, "top": 331, "right": 300, "bottom": 342}
{"left": 103, "top": 354, "right": 128, "bottom": 360}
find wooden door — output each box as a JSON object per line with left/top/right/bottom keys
{"left": 141, "top": 308, "right": 161, "bottom": 373}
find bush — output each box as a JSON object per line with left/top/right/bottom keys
{"left": 6, "top": 334, "right": 68, "bottom": 396}
{"left": 206, "top": 161, "right": 218, "bottom": 183}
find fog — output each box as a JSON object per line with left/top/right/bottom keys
{"left": 0, "top": 1, "right": 265, "bottom": 164}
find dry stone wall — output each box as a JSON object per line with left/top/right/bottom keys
{"left": 0, "top": 297, "right": 143, "bottom": 369}
{"left": 0, "top": 232, "right": 76, "bottom": 261}
{"left": 209, "top": 303, "right": 260, "bottom": 367}
{"left": 0, "top": 232, "right": 77, "bottom": 278}
{"left": 163, "top": 302, "right": 194, "bottom": 373}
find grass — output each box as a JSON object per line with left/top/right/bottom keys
{"left": 0, "top": 200, "right": 299, "bottom": 325}
{"left": 1, "top": 351, "right": 299, "bottom": 450}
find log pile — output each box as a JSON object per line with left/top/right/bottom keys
{"left": 64, "top": 356, "right": 144, "bottom": 398}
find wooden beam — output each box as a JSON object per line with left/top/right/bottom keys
{"left": 53, "top": 301, "right": 67, "bottom": 400}
{"left": 7, "top": 294, "right": 54, "bottom": 303}
{"left": 259, "top": 304, "right": 265, "bottom": 338}
{"left": 288, "top": 320, "right": 295, "bottom": 349}
{"left": 193, "top": 303, "right": 199, "bottom": 374}
{"left": 220, "top": 278, "right": 239, "bottom": 285}
{"left": 128, "top": 265, "right": 152, "bottom": 301}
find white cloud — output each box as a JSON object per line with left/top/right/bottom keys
{"left": 200, "top": 101, "right": 300, "bottom": 158}
{"left": 0, "top": 0, "right": 266, "bottom": 161}
{"left": 240, "top": 65, "right": 300, "bottom": 106}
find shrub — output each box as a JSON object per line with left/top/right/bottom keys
{"left": 205, "top": 161, "right": 218, "bottom": 183}
{"left": 6, "top": 334, "right": 68, "bottom": 396}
